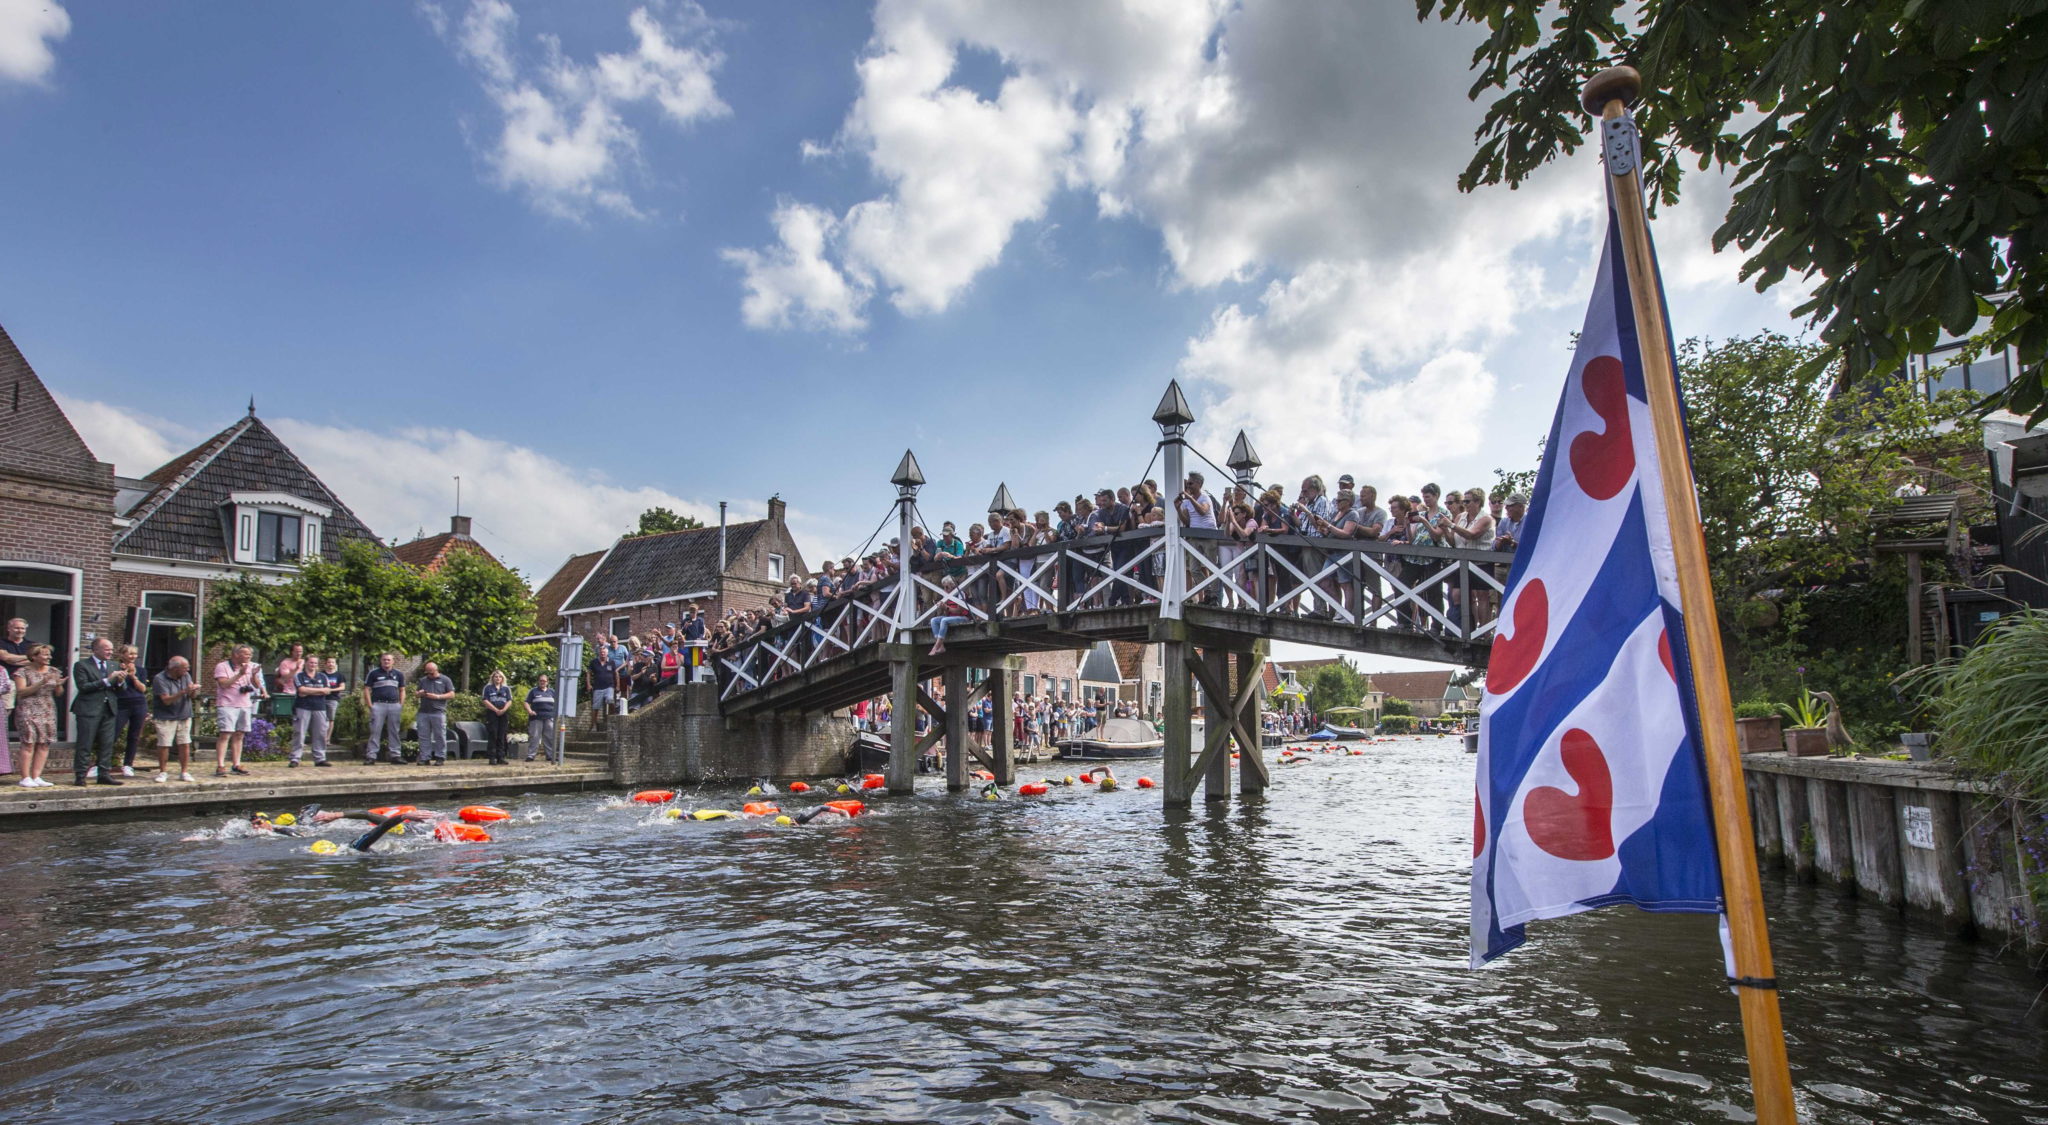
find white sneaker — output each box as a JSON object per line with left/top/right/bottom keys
{"left": 15, "top": 778, "right": 32, "bottom": 787}
{"left": 178, "top": 771, "right": 195, "bottom": 782}
{"left": 154, "top": 772, "right": 168, "bottom": 783}
{"left": 120, "top": 766, "right": 134, "bottom": 777}
{"left": 32, "top": 778, "right": 53, "bottom": 787}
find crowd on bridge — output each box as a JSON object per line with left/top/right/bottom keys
{"left": 709, "top": 470, "right": 1529, "bottom": 682}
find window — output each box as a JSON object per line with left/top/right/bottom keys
{"left": 1923, "top": 344, "right": 2013, "bottom": 401}
{"left": 609, "top": 615, "right": 632, "bottom": 639}
{"left": 256, "top": 511, "right": 302, "bottom": 563}
{"left": 1060, "top": 679, "right": 1072, "bottom": 700}
{"left": 767, "top": 553, "right": 785, "bottom": 582}
{"left": 1022, "top": 674, "right": 1037, "bottom": 697}
{"left": 143, "top": 593, "right": 195, "bottom": 624}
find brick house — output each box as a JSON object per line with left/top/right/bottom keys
{"left": 392, "top": 514, "right": 507, "bottom": 574}
{"left": 545, "top": 498, "right": 808, "bottom": 644}
{"left": 0, "top": 325, "right": 116, "bottom": 740}
{"left": 1363, "top": 669, "right": 1456, "bottom": 718}
{"left": 108, "top": 407, "right": 384, "bottom": 675}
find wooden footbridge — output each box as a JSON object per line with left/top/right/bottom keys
{"left": 713, "top": 382, "right": 1507, "bottom": 806}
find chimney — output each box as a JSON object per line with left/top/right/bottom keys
{"left": 766, "top": 494, "right": 786, "bottom": 523}
{"left": 450, "top": 515, "right": 473, "bottom": 538}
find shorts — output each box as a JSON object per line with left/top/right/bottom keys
{"left": 591, "top": 687, "right": 615, "bottom": 708}
{"left": 154, "top": 717, "right": 193, "bottom": 746}
{"left": 216, "top": 706, "right": 254, "bottom": 733}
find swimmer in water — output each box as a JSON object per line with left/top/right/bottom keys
{"left": 297, "top": 806, "right": 438, "bottom": 850}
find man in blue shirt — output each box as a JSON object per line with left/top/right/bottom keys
{"left": 361, "top": 653, "right": 406, "bottom": 764}
{"left": 290, "top": 661, "right": 336, "bottom": 767}
{"left": 414, "top": 661, "right": 456, "bottom": 765}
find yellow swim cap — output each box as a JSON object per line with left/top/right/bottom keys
{"left": 836, "top": 783, "right": 851, "bottom": 794}
{"left": 1099, "top": 779, "right": 1118, "bottom": 791}
{"left": 663, "top": 807, "right": 684, "bottom": 819}
{"left": 774, "top": 815, "right": 793, "bottom": 826}
{"left": 746, "top": 785, "right": 763, "bottom": 796}
{"left": 389, "top": 823, "right": 406, "bottom": 835}
{"left": 309, "top": 840, "right": 340, "bottom": 855}
{"left": 273, "top": 813, "right": 296, "bottom": 827}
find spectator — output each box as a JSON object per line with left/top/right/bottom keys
{"left": 210, "top": 644, "right": 264, "bottom": 777}
{"left": 320, "top": 656, "right": 346, "bottom": 745}
{"left": 112, "top": 644, "right": 149, "bottom": 777}
{"left": 414, "top": 661, "right": 455, "bottom": 766}
{"left": 274, "top": 642, "right": 306, "bottom": 704}
{"left": 361, "top": 652, "right": 405, "bottom": 764}
{"left": 525, "top": 674, "right": 559, "bottom": 764}
{"left": 0, "top": 662, "right": 10, "bottom": 781}
{"left": 72, "top": 637, "right": 125, "bottom": 786}
{"left": 480, "top": 669, "right": 513, "bottom": 765}
{"left": 13, "top": 643, "right": 62, "bottom": 787}
{"left": 150, "top": 656, "right": 200, "bottom": 782}
{"left": 290, "top": 657, "right": 336, "bottom": 768}
{"left": 927, "top": 578, "right": 971, "bottom": 656}
{"left": 587, "top": 642, "right": 617, "bottom": 730}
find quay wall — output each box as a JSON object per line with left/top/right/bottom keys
{"left": 610, "top": 682, "right": 854, "bottom": 786}
{"left": 1744, "top": 753, "right": 2045, "bottom": 963}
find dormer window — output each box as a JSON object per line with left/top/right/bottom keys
{"left": 226, "top": 491, "right": 330, "bottom": 567}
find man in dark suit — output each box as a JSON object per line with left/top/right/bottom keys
{"left": 71, "top": 636, "right": 125, "bottom": 786}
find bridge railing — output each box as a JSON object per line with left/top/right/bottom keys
{"left": 712, "top": 525, "right": 1515, "bottom": 703}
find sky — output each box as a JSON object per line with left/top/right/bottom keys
{"left": 0, "top": 0, "right": 1809, "bottom": 671}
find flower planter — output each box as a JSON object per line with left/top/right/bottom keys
{"left": 1783, "top": 727, "right": 1830, "bottom": 757}
{"left": 1899, "top": 732, "right": 1935, "bottom": 762}
{"left": 1735, "top": 715, "right": 1784, "bottom": 754}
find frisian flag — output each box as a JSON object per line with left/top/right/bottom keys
{"left": 1470, "top": 177, "right": 1724, "bottom": 967}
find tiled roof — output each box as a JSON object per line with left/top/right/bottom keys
{"left": 1261, "top": 662, "right": 1281, "bottom": 693}
{"left": 0, "top": 322, "right": 112, "bottom": 491}
{"left": 392, "top": 531, "right": 504, "bottom": 573}
{"left": 1364, "top": 670, "right": 1453, "bottom": 703}
{"left": 1078, "top": 640, "right": 1121, "bottom": 685}
{"left": 562, "top": 521, "right": 766, "bottom": 612}
{"left": 532, "top": 550, "right": 604, "bottom": 632}
{"left": 1110, "top": 641, "right": 1146, "bottom": 682}
{"left": 114, "top": 414, "right": 382, "bottom": 563}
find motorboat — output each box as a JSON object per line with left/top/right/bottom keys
{"left": 852, "top": 729, "right": 891, "bottom": 773}
{"left": 1058, "top": 717, "right": 1165, "bottom": 760}
{"left": 1462, "top": 717, "right": 1480, "bottom": 754}
{"left": 1305, "top": 724, "right": 1371, "bottom": 741}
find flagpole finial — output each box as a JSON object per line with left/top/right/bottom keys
{"left": 1581, "top": 65, "right": 1641, "bottom": 114}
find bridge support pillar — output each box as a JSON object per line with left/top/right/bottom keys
{"left": 1237, "top": 644, "right": 1270, "bottom": 796}
{"left": 1202, "top": 648, "right": 1232, "bottom": 803}
{"left": 990, "top": 667, "right": 1014, "bottom": 786}
{"left": 944, "top": 666, "right": 969, "bottom": 792}
{"left": 887, "top": 656, "right": 920, "bottom": 795}
{"left": 1161, "top": 639, "right": 1194, "bottom": 808}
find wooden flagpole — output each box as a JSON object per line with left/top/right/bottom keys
{"left": 1582, "top": 66, "right": 1800, "bottom": 1123}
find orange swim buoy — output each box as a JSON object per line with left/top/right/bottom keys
{"left": 458, "top": 805, "right": 510, "bottom": 824}
{"left": 860, "top": 775, "right": 886, "bottom": 790}
{"left": 434, "top": 822, "right": 491, "bottom": 843}
{"left": 1136, "top": 777, "right": 1155, "bottom": 789}
{"left": 823, "top": 799, "right": 866, "bottom": 816}
{"left": 368, "top": 805, "right": 418, "bottom": 819}
{"left": 974, "top": 770, "right": 995, "bottom": 782}
{"left": 1018, "top": 782, "right": 1049, "bottom": 796}
{"left": 788, "top": 781, "right": 811, "bottom": 793}
{"left": 741, "top": 802, "right": 780, "bottom": 816}
{"left": 631, "top": 790, "right": 677, "bottom": 804}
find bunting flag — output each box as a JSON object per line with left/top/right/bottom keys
{"left": 1470, "top": 180, "right": 1724, "bottom": 967}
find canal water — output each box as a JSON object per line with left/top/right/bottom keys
{"left": 1, "top": 737, "right": 2043, "bottom": 1123}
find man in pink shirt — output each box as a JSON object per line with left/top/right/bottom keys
{"left": 213, "top": 645, "right": 265, "bottom": 777}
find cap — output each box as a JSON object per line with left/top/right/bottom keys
{"left": 1337, "top": 474, "right": 1354, "bottom": 485}
{"left": 1507, "top": 493, "right": 1528, "bottom": 505}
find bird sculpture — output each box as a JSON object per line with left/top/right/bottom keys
{"left": 1812, "top": 690, "right": 1854, "bottom": 751}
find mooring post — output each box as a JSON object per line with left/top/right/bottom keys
{"left": 886, "top": 656, "right": 920, "bottom": 794}
{"left": 990, "top": 666, "right": 1015, "bottom": 785}
{"left": 1202, "top": 647, "right": 1232, "bottom": 802}
{"left": 1161, "top": 635, "right": 1194, "bottom": 807}
{"left": 1236, "top": 645, "right": 1270, "bottom": 795}
{"left": 944, "top": 665, "right": 968, "bottom": 792}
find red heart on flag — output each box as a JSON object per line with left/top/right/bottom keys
{"left": 1569, "top": 356, "right": 1634, "bottom": 501}
{"left": 1473, "top": 786, "right": 1486, "bottom": 857}
{"left": 1523, "top": 729, "right": 1616, "bottom": 861}
{"left": 1485, "top": 579, "right": 1547, "bottom": 695}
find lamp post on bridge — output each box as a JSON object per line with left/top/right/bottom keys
{"left": 1153, "top": 380, "right": 1195, "bottom": 621}
{"left": 1227, "top": 430, "right": 1261, "bottom": 495}
{"left": 887, "top": 450, "right": 925, "bottom": 796}
{"left": 890, "top": 450, "right": 925, "bottom": 644}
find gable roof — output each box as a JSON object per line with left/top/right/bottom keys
{"left": 1365, "top": 670, "right": 1453, "bottom": 703}
{"left": 562, "top": 521, "right": 766, "bottom": 613}
{"left": 1110, "top": 641, "right": 1146, "bottom": 682}
{"left": 392, "top": 530, "right": 505, "bottom": 574}
{"left": 114, "top": 414, "right": 381, "bottom": 563}
{"left": 0, "top": 322, "right": 113, "bottom": 491}
{"left": 532, "top": 550, "right": 604, "bottom": 633}
{"left": 1078, "top": 640, "right": 1121, "bottom": 685}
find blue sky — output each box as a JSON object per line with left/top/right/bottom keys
{"left": 0, "top": 1, "right": 1806, "bottom": 668}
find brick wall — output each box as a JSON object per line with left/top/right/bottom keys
{"left": 0, "top": 471, "right": 115, "bottom": 643}
{"left": 610, "top": 682, "right": 855, "bottom": 784}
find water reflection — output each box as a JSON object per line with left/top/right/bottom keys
{"left": 0, "top": 737, "right": 2042, "bottom": 1123}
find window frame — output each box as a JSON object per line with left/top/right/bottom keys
{"left": 767, "top": 553, "right": 786, "bottom": 582}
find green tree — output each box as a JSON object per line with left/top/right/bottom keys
{"left": 1305, "top": 660, "right": 1366, "bottom": 716}
{"left": 626, "top": 507, "right": 704, "bottom": 537}
{"left": 281, "top": 540, "right": 441, "bottom": 677}
{"left": 203, "top": 573, "right": 286, "bottom": 656}
{"left": 1681, "top": 331, "right": 1981, "bottom": 731}
{"left": 1416, "top": 0, "right": 2048, "bottom": 420}
{"left": 1382, "top": 697, "right": 1414, "bottom": 717}
{"left": 430, "top": 549, "right": 536, "bottom": 690}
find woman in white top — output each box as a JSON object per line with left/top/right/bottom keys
{"left": 1439, "top": 486, "right": 1498, "bottom": 630}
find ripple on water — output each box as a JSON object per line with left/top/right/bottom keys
{"left": 0, "top": 740, "right": 2044, "bottom": 1124}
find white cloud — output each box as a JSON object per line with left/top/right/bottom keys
{"left": 721, "top": 202, "right": 869, "bottom": 332}
{"left": 429, "top": 0, "right": 728, "bottom": 219}
{"left": 0, "top": 0, "right": 68, "bottom": 85}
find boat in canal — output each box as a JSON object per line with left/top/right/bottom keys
{"left": 1057, "top": 717, "right": 1164, "bottom": 760}
{"left": 1305, "top": 724, "right": 1371, "bottom": 741}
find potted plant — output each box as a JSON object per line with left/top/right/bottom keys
{"left": 1778, "top": 689, "right": 1831, "bottom": 757}
{"left": 1732, "top": 700, "right": 1783, "bottom": 754}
